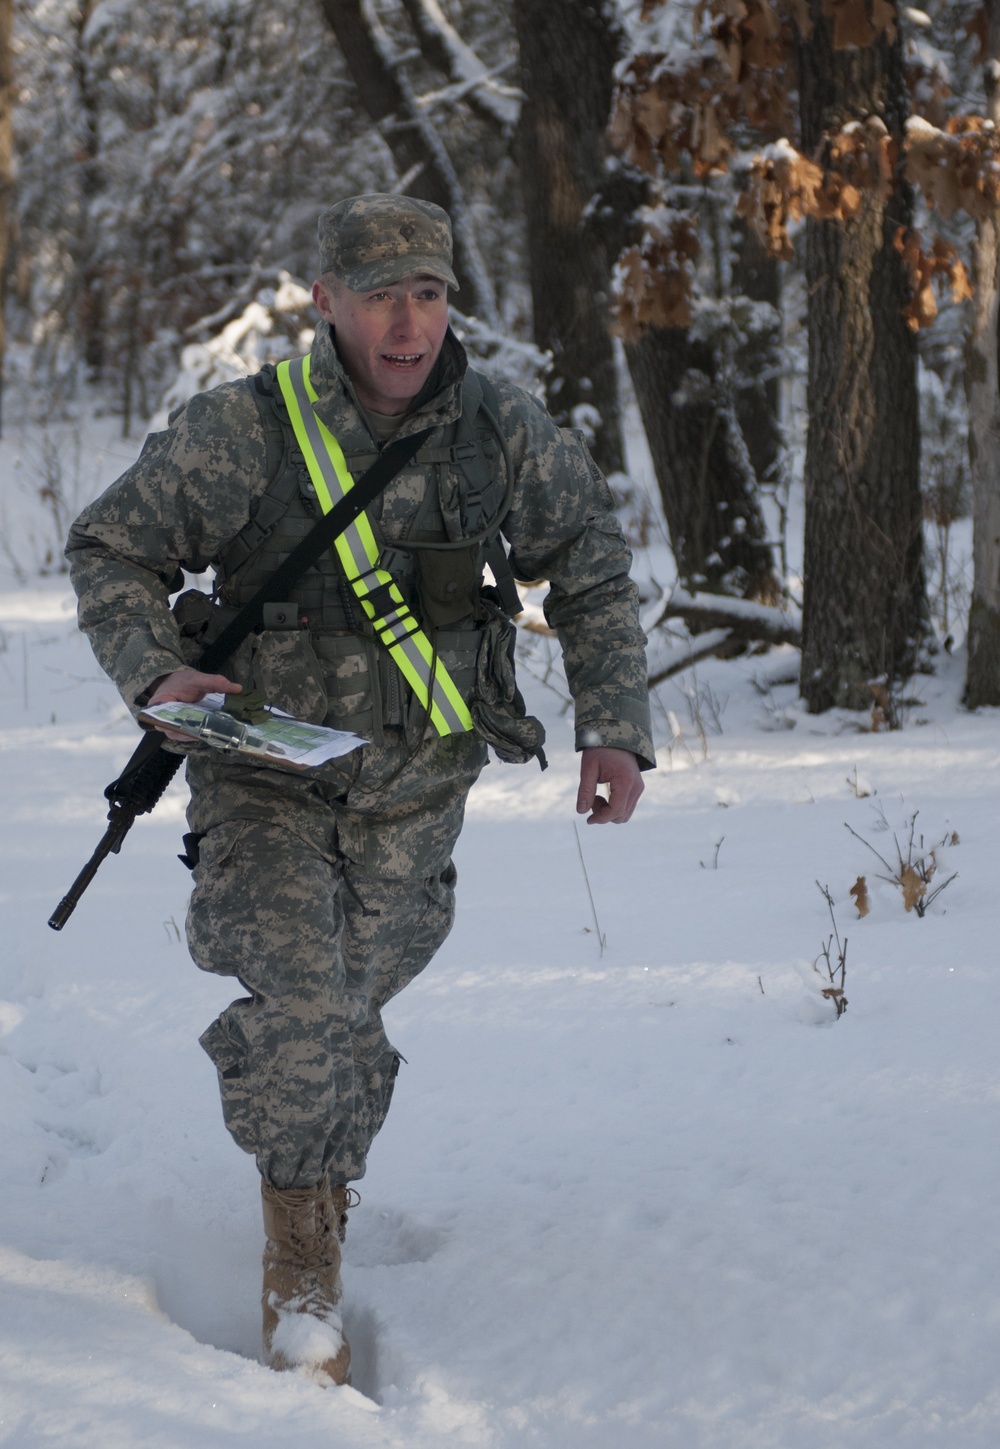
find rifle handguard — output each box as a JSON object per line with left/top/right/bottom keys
{"left": 105, "top": 733, "right": 184, "bottom": 813}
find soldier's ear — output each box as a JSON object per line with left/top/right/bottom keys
{"left": 312, "top": 280, "right": 337, "bottom": 325}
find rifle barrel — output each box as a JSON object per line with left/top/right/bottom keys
{"left": 47, "top": 807, "right": 135, "bottom": 931}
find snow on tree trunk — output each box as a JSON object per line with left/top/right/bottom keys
{"left": 512, "top": 0, "right": 625, "bottom": 476}
{"left": 964, "top": 4, "right": 1000, "bottom": 709}
{"left": 798, "top": 5, "right": 925, "bottom": 713}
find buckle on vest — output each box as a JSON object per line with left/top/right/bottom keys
{"left": 449, "top": 441, "right": 479, "bottom": 463}
{"left": 363, "top": 581, "right": 399, "bottom": 618}
{"left": 235, "top": 518, "right": 271, "bottom": 556}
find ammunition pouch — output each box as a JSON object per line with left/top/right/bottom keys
{"left": 171, "top": 589, "right": 327, "bottom": 723}
{"left": 470, "top": 611, "right": 546, "bottom": 768}
{"left": 416, "top": 544, "right": 481, "bottom": 629}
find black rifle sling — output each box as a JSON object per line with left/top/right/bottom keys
{"left": 108, "top": 425, "right": 432, "bottom": 806}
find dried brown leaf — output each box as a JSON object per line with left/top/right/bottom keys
{"left": 849, "top": 876, "right": 871, "bottom": 917}
{"left": 612, "top": 217, "right": 701, "bottom": 343}
{"left": 950, "top": 258, "right": 974, "bottom": 304}
{"left": 899, "top": 864, "right": 926, "bottom": 913}
{"left": 785, "top": 0, "right": 813, "bottom": 36}
{"left": 893, "top": 226, "right": 975, "bottom": 331}
{"left": 868, "top": 680, "right": 895, "bottom": 730}
{"left": 740, "top": 144, "right": 826, "bottom": 258}
{"left": 822, "top": 0, "right": 896, "bottom": 48}
{"left": 906, "top": 116, "right": 1000, "bottom": 222}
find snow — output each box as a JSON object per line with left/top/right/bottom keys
{"left": 1, "top": 399, "right": 999, "bottom": 1444}
{"left": 268, "top": 1304, "right": 347, "bottom": 1386}
{"left": 663, "top": 585, "right": 801, "bottom": 631}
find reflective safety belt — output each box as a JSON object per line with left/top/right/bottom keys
{"left": 275, "top": 355, "right": 474, "bottom": 737}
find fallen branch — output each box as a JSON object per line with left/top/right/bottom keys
{"left": 652, "top": 586, "right": 802, "bottom": 648}
{"left": 647, "top": 629, "right": 734, "bottom": 688}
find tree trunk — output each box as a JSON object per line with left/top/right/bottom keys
{"left": 317, "top": 0, "right": 497, "bottom": 322}
{"left": 72, "top": 0, "right": 105, "bottom": 382}
{"left": 732, "top": 216, "right": 781, "bottom": 489}
{"left": 964, "top": 1, "right": 1000, "bottom": 708}
{"left": 512, "top": 0, "right": 625, "bottom": 476}
{"left": 798, "top": 3, "right": 924, "bottom": 712}
{"left": 625, "top": 322, "right": 779, "bottom": 600}
{"left": 0, "top": 0, "right": 12, "bottom": 433}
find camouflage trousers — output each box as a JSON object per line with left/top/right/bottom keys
{"left": 184, "top": 731, "right": 487, "bottom": 1191}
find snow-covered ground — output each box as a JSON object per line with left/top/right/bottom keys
{"left": 0, "top": 367, "right": 998, "bottom": 1446}
{"left": 2, "top": 565, "right": 999, "bottom": 1447}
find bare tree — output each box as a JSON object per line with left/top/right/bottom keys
{"left": 797, "top": 1, "right": 925, "bottom": 711}
{"left": 624, "top": 306, "right": 781, "bottom": 602}
{"left": 607, "top": 6, "right": 782, "bottom": 603}
{"left": 512, "top": 0, "right": 626, "bottom": 475}
{"left": 317, "top": 0, "right": 498, "bottom": 324}
{"left": 397, "top": 0, "right": 519, "bottom": 133}
{"left": 965, "top": 0, "right": 1000, "bottom": 707}
{"left": 0, "top": 0, "right": 12, "bottom": 431}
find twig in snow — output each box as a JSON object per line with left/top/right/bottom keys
{"left": 814, "top": 882, "right": 848, "bottom": 1017}
{"left": 845, "top": 812, "right": 959, "bottom": 917}
{"left": 574, "top": 824, "right": 606, "bottom": 957}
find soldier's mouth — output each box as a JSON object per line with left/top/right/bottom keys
{"left": 382, "top": 353, "right": 424, "bottom": 367}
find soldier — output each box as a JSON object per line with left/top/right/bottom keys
{"left": 66, "top": 194, "right": 654, "bottom": 1388}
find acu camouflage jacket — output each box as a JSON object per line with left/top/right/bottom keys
{"left": 66, "top": 322, "right": 654, "bottom": 768}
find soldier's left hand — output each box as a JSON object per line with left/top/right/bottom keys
{"left": 576, "top": 747, "right": 644, "bottom": 825}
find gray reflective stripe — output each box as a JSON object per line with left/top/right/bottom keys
{"left": 283, "top": 361, "right": 378, "bottom": 584}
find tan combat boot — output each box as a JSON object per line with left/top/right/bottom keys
{"left": 260, "top": 1179, "right": 351, "bottom": 1387}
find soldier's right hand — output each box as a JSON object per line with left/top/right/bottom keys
{"left": 146, "top": 668, "right": 242, "bottom": 740}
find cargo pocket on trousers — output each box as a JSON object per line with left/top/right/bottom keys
{"left": 199, "top": 1004, "right": 262, "bottom": 1159}
{"left": 381, "top": 864, "right": 458, "bottom": 1006}
{"left": 367, "top": 1048, "right": 401, "bottom": 1142}
{"left": 186, "top": 821, "right": 257, "bottom": 977}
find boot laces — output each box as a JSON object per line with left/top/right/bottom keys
{"left": 266, "top": 1187, "right": 338, "bottom": 1269}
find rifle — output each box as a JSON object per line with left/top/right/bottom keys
{"left": 47, "top": 422, "right": 432, "bottom": 930}
{"left": 48, "top": 732, "right": 184, "bottom": 931}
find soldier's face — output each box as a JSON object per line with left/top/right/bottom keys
{"left": 313, "top": 273, "right": 450, "bottom": 416}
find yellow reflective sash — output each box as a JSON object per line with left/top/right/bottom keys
{"left": 275, "top": 356, "right": 474, "bottom": 737}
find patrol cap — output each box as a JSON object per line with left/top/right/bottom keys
{"left": 318, "top": 194, "right": 459, "bottom": 292}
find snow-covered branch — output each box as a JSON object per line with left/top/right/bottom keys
{"left": 653, "top": 587, "right": 802, "bottom": 647}
{"left": 398, "top": 0, "right": 520, "bottom": 131}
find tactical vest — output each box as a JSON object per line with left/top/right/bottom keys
{"left": 203, "top": 362, "right": 518, "bottom": 745}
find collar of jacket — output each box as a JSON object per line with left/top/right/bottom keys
{"left": 307, "top": 319, "right": 469, "bottom": 448}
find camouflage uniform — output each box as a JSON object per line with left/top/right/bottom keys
{"left": 67, "top": 277, "right": 653, "bottom": 1192}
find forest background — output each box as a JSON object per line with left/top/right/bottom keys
{"left": 0, "top": 0, "right": 999, "bottom": 719}
{"left": 3, "top": 6, "right": 1000, "bottom": 1442}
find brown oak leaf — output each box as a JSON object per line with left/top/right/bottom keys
{"left": 899, "top": 864, "right": 926, "bottom": 913}
{"left": 850, "top": 876, "right": 870, "bottom": 918}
